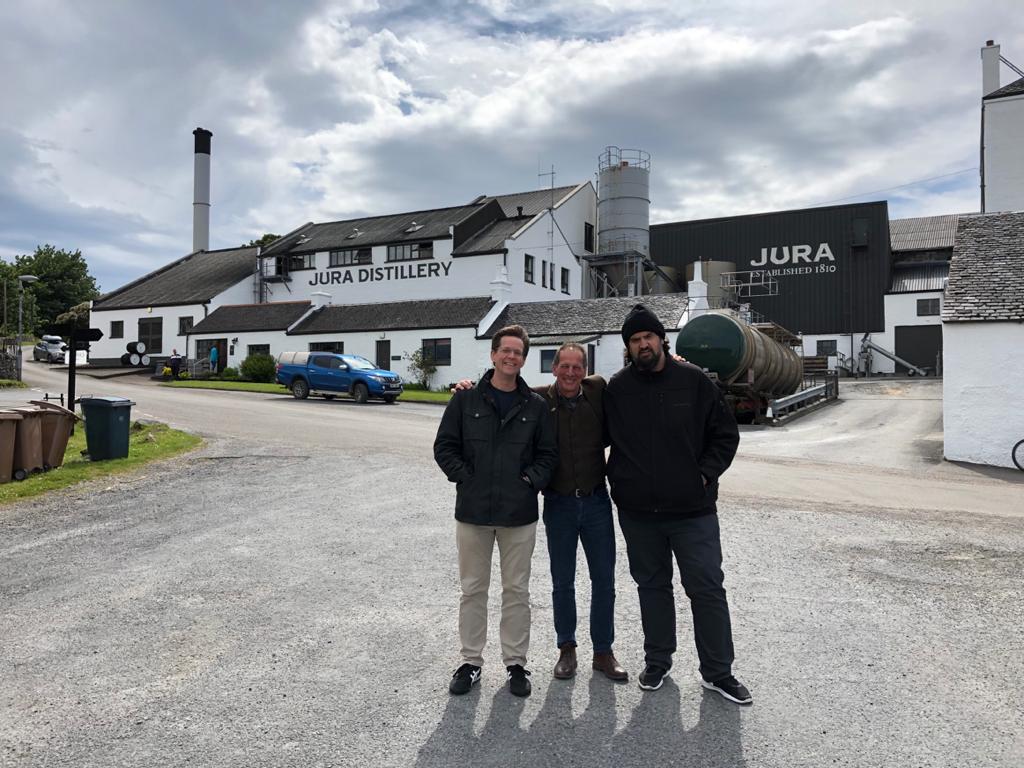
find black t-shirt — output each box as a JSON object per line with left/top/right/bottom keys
{"left": 490, "top": 386, "right": 519, "bottom": 420}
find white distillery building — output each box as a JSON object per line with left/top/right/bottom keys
{"left": 89, "top": 182, "right": 685, "bottom": 386}
{"left": 942, "top": 211, "right": 1024, "bottom": 469}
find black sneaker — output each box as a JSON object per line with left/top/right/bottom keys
{"left": 701, "top": 675, "right": 752, "bottom": 704}
{"left": 506, "top": 664, "right": 532, "bottom": 697}
{"left": 449, "top": 663, "right": 481, "bottom": 695}
{"left": 638, "top": 664, "right": 669, "bottom": 691}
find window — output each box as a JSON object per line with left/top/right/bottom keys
{"left": 248, "top": 344, "right": 270, "bottom": 357}
{"left": 584, "top": 222, "right": 595, "bottom": 253}
{"left": 540, "top": 349, "right": 556, "bottom": 373}
{"left": 387, "top": 242, "right": 433, "bottom": 262}
{"left": 561, "top": 267, "right": 570, "bottom": 294}
{"left": 917, "top": 298, "right": 940, "bottom": 316}
{"left": 549, "top": 262, "right": 555, "bottom": 291}
{"left": 541, "top": 260, "right": 547, "bottom": 288}
{"left": 816, "top": 340, "right": 837, "bottom": 356}
{"left": 524, "top": 254, "right": 535, "bottom": 283}
{"left": 178, "top": 316, "right": 193, "bottom": 336}
{"left": 287, "top": 253, "right": 316, "bottom": 271}
{"left": 309, "top": 341, "right": 344, "bottom": 353}
{"left": 110, "top": 320, "right": 124, "bottom": 339}
{"left": 138, "top": 317, "right": 163, "bottom": 354}
{"left": 422, "top": 337, "right": 452, "bottom": 366}
{"left": 329, "top": 248, "right": 372, "bottom": 267}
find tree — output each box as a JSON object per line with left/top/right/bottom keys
{"left": 403, "top": 347, "right": 437, "bottom": 389}
{"left": 245, "top": 233, "right": 281, "bottom": 248}
{"left": 10, "top": 246, "right": 99, "bottom": 336}
{"left": 53, "top": 301, "right": 92, "bottom": 332}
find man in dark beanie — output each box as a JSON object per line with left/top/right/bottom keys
{"left": 604, "top": 303, "right": 749, "bottom": 704}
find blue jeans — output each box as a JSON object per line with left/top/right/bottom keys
{"left": 542, "top": 486, "right": 616, "bottom": 653}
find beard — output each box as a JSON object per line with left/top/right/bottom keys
{"left": 632, "top": 345, "right": 663, "bottom": 371}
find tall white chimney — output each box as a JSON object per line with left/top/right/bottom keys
{"left": 193, "top": 127, "right": 212, "bottom": 253}
{"left": 982, "top": 40, "right": 1001, "bottom": 97}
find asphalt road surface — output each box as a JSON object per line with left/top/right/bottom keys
{"left": 2, "top": 365, "right": 1022, "bottom": 767}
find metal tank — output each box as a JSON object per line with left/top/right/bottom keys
{"left": 643, "top": 266, "right": 680, "bottom": 294}
{"left": 675, "top": 311, "right": 803, "bottom": 396}
{"left": 597, "top": 147, "right": 650, "bottom": 256}
{"left": 685, "top": 260, "right": 736, "bottom": 304}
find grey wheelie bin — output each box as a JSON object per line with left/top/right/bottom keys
{"left": 0, "top": 411, "right": 24, "bottom": 483}
{"left": 79, "top": 396, "right": 136, "bottom": 461}
{"left": 30, "top": 400, "right": 79, "bottom": 469}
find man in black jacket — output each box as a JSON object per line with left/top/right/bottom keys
{"left": 605, "top": 304, "right": 751, "bottom": 705}
{"left": 434, "top": 325, "right": 557, "bottom": 698}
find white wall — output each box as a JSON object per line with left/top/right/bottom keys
{"left": 505, "top": 209, "right": 583, "bottom": 303}
{"left": 89, "top": 303, "right": 207, "bottom": 361}
{"left": 870, "top": 291, "right": 944, "bottom": 374}
{"left": 984, "top": 94, "right": 1024, "bottom": 213}
{"left": 943, "top": 321, "right": 1024, "bottom": 468}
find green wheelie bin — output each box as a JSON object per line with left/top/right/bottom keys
{"left": 79, "top": 396, "right": 136, "bottom": 461}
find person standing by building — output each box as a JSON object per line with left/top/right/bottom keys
{"left": 604, "top": 304, "right": 750, "bottom": 704}
{"left": 434, "top": 325, "right": 557, "bottom": 698}
{"left": 538, "top": 343, "right": 628, "bottom": 683}
{"left": 208, "top": 344, "right": 218, "bottom": 374}
{"left": 168, "top": 349, "right": 183, "bottom": 378}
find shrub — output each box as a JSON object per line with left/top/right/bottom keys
{"left": 221, "top": 366, "right": 239, "bottom": 379}
{"left": 402, "top": 348, "right": 437, "bottom": 389}
{"left": 179, "top": 371, "right": 191, "bottom": 380}
{"left": 161, "top": 367, "right": 173, "bottom": 376}
{"left": 240, "top": 353, "right": 276, "bottom": 383}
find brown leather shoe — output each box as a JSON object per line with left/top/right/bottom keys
{"left": 553, "top": 643, "right": 577, "bottom": 679}
{"left": 593, "top": 652, "right": 629, "bottom": 682}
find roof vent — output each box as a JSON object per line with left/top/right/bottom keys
{"left": 516, "top": 206, "right": 524, "bottom": 217}
{"left": 345, "top": 228, "right": 361, "bottom": 240}
{"left": 296, "top": 235, "right": 311, "bottom": 245}
{"left": 405, "top": 221, "right": 424, "bottom": 233}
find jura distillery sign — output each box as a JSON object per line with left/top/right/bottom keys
{"left": 750, "top": 243, "right": 837, "bottom": 276}
{"left": 309, "top": 260, "right": 453, "bottom": 286}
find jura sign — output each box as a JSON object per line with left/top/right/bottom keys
{"left": 751, "top": 243, "right": 835, "bottom": 267}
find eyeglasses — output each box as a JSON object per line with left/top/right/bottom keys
{"left": 496, "top": 347, "right": 525, "bottom": 358}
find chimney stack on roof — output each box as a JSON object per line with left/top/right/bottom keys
{"left": 982, "top": 40, "right": 1001, "bottom": 97}
{"left": 193, "top": 127, "right": 213, "bottom": 253}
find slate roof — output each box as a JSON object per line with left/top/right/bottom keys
{"left": 484, "top": 294, "right": 689, "bottom": 338}
{"left": 92, "top": 246, "right": 257, "bottom": 310}
{"left": 943, "top": 211, "right": 1024, "bottom": 322}
{"left": 984, "top": 75, "right": 1024, "bottom": 100}
{"left": 452, "top": 218, "right": 527, "bottom": 256}
{"left": 190, "top": 301, "right": 312, "bottom": 334}
{"left": 889, "top": 263, "right": 949, "bottom": 293}
{"left": 260, "top": 204, "right": 482, "bottom": 256}
{"left": 290, "top": 296, "right": 495, "bottom": 335}
{"left": 889, "top": 214, "right": 960, "bottom": 252}
{"left": 260, "top": 184, "right": 588, "bottom": 259}
{"left": 477, "top": 185, "right": 581, "bottom": 217}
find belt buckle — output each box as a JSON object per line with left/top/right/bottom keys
{"left": 574, "top": 488, "right": 584, "bottom": 498}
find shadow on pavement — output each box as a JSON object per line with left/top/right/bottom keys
{"left": 413, "top": 676, "right": 746, "bottom": 768}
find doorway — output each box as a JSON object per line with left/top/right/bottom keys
{"left": 376, "top": 339, "right": 391, "bottom": 371}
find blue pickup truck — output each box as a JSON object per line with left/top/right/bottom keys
{"left": 275, "top": 351, "right": 404, "bottom": 404}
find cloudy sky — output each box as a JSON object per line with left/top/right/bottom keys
{"left": 1, "top": 1, "right": 1021, "bottom": 292}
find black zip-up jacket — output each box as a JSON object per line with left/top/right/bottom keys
{"left": 434, "top": 370, "right": 558, "bottom": 526}
{"left": 605, "top": 358, "right": 739, "bottom": 519}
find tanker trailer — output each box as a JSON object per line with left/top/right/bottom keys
{"left": 675, "top": 311, "right": 803, "bottom": 422}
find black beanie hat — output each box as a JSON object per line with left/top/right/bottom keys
{"left": 621, "top": 303, "right": 666, "bottom": 344}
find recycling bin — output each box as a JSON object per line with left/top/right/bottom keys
{"left": 0, "top": 411, "right": 24, "bottom": 483}
{"left": 30, "top": 400, "right": 79, "bottom": 469}
{"left": 11, "top": 407, "right": 45, "bottom": 479}
{"left": 79, "top": 396, "right": 136, "bottom": 461}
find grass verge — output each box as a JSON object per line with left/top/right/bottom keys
{"left": 161, "top": 379, "right": 452, "bottom": 403}
{"left": 0, "top": 379, "right": 28, "bottom": 389}
{"left": 0, "top": 422, "right": 202, "bottom": 505}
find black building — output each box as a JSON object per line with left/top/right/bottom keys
{"left": 650, "top": 201, "right": 892, "bottom": 335}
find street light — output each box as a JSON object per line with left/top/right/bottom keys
{"left": 15, "top": 274, "right": 39, "bottom": 381}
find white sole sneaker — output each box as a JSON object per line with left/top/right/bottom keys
{"left": 637, "top": 670, "right": 669, "bottom": 691}
{"left": 700, "top": 678, "right": 752, "bottom": 704}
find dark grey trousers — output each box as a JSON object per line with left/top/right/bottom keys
{"left": 617, "top": 511, "right": 735, "bottom": 682}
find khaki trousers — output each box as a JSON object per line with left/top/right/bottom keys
{"left": 455, "top": 521, "right": 537, "bottom": 668}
